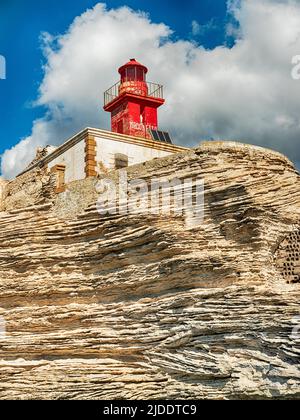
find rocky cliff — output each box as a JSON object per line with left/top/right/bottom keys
{"left": 0, "top": 141, "right": 299, "bottom": 400}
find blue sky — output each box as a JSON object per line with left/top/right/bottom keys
{"left": 0, "top": 0, "right": 228, "bottom": 157}
{"left": 0, "top": 0, "right": 300, "bottom": 177}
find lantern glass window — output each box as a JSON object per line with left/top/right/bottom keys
{"left": 126, "top": 67, "right": 135, "bottom": 81}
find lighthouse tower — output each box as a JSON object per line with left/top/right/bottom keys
{"left": 104, "top": 59, "right": 165, "bottom": 140}
{"left": 17, "top": 59, "right": 186, "bottom": 186}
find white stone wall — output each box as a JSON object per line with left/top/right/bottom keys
{"left": 95, "top": 136, "right": 172, "bottom": 172}
{"left": 48, "top": 140, "right": 86, "bottom": 184}
{"left": 46, "top": 135, "right": 174, "bottom": 184}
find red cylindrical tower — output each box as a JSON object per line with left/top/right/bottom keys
{"left": 118, "top": 59, "right": 148, "bottom": 97}
{"left": 104, "top": 59, "right": 165, "bottom": 139}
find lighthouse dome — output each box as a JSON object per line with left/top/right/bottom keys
{"left": 118, "top": 58, "right": 148, "bottom": 75}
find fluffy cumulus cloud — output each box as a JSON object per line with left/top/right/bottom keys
{"left": 2, "top": 0, "right": 300, "bottom": 178}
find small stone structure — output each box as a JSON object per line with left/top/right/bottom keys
{"left": 275, "top": 230, "right": 300, "bottom": 284}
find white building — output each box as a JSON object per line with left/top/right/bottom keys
{"left": 18, "top": 127, "right": 187, "bottom": 192}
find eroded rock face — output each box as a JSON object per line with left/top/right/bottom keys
{"left": 0, "top": 142, "right": 299, "bottom": 400}
{"left": 26, "top": 145, "right": 58, "bottom": 170}
{"left": 0, "top": 167, "right": 56, "bottom": 212}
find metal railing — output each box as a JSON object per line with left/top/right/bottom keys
{"left": 104, "top": 81, "right": 164, "bottom": 107}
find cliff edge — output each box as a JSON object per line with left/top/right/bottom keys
{"left": 0, "top": 141, "right": 299, "bottom": 400}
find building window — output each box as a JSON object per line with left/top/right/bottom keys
{"left": 115, "top": 154, "right": 128, "bottom": 170}
{"left": 126, "top": 67, "right": 135, "bottom": 81}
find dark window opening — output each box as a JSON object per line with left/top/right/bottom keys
{"left": 115, "top": 154, "right": 128, "bottom": 170}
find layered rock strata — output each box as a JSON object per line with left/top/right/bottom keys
{"left": 0, "top": 141, "right": 299, "bottom": 400}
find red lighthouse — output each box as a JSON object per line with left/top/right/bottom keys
{"left": 104, "top": 59, "right": 165, "bottom": 140}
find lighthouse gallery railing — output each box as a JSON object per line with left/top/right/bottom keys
{"left": 104, "top": 81, "right": 164, "bottom": 107}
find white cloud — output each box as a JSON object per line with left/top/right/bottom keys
{"left": 191, "top": 19, "right": 217, "bottom": 37}
{"left": 191, "top": 20, "right": 201, "bottom": 37}
{"left": 2, "top": 0, "right": 300, "bottom": 178}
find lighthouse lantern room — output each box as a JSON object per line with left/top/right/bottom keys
{"left": 104, "top": 59, "right": 165, "bottom": 140}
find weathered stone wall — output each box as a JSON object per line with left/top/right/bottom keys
{"left": 0, "top": 167, "right": 56, "bottom": 212}
{"left": 52, "top": 177, "right": 99, "bottom": 220}
{"left": 95, "top": 134, "right": 173, "bottom": 172}
{"left": 48, "top": 139, "right": 86, "bottom": 183}
{"left": 0, "top": 141, "right": 299, "bottom": 400}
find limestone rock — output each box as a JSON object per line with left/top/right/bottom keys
{"left": 27, "top": 145, "right": 57, "bottom": 169}
{"left": 0, "top": 141, "right": 299, "bottom": 400}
